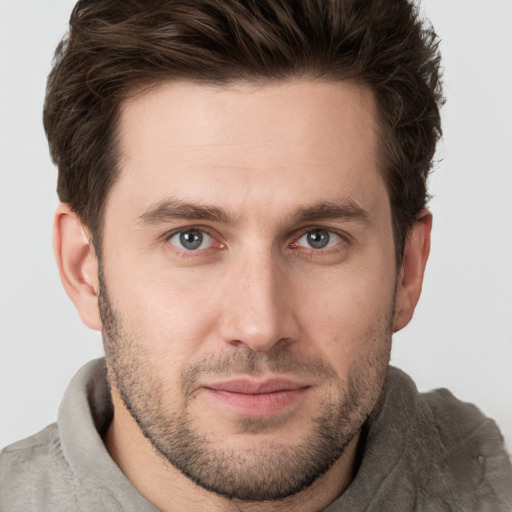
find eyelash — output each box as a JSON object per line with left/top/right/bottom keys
{"left": 163, "top": 226, "right": 349, "bottom": 258}
{"left": 164, "top": 226, "right": 224, "bottom": 258}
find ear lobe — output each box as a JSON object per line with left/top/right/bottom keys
{"left": 53, "top": 203, "right": 103, "bottom": 331}
{"left": 393, "top": 209, "right": 432, "bottom": 333}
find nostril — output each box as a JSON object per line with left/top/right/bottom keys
{"left": 228, "top": 339, "right": 248, "bottom": 348}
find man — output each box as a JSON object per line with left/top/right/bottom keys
{"left": 1, "top": 0, "right": 511, "bottom": 510}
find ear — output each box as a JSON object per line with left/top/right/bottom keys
{"left": 53, "top": 203, "right": 103, "bottom": 331}
{"left": 393, "top": 209, "right": 432, "bottom": 332}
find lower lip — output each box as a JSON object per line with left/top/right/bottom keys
{"left": 203, "top": 388, "right": 309, "bottom": 417}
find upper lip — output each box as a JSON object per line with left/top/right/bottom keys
{"left": 203, "top": 378, "right": 310, "bottom": 395}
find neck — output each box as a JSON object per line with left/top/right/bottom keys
{"left": 105, "top": 389, "right": 360, "bottom": 512}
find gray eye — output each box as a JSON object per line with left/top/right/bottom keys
{"left": 169, "top": 229, "right": 212, "bottom": 250}
{"left": 297, "top": 229, "right": 341, "bottom": 249}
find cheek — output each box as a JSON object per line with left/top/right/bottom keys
{"left": 296, "top": 260, "right": 395, "bottom": 360}
{"left": 104, "top": 258, "right": 224, "bottom": 358}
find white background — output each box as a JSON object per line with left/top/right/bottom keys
{"left": 1, "top": 0, "right": 511, "bottom": 453}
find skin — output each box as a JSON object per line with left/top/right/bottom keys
{"left": 53, "top": 80, "right": 431, "bottom": 511}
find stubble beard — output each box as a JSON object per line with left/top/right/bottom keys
{"left": 98, "top": 271, "right": 393, "bottom": 502}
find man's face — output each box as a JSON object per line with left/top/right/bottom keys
{"left": 99, "top": 80, "right": 398, "bottom": 500}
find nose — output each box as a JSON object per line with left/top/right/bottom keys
{"left": 218, "top": 248, "right": 300, "bottom": 353}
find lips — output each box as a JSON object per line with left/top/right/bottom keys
{"left": 202, "top": 378, "right": 310, "bottom": 417}
{"left": 206, "top": 378, "right": 308, "bottom": 394}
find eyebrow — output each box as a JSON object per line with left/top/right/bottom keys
{"left": 291, "top": 200, "right": 371, "bottom": 225}
{"left": 138, "top": 199, "right": 235, "bottom": 226}
{"left": 137, "top": 197, "right": 370, "bottom": 227}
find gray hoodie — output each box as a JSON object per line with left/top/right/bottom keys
{"left": 1, "top": 359, "right": 511, "bottom": 511}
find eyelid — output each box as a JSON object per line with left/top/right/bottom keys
{"left": 161, "top": 224, "right": 225, "bottom": 258}
{"left": 296, "top": 230, "right": 342, "bottom": 249}
{"left": 167, "top": 229, "right": 214, "bottom": 251}
{"left": 290, "top": 226, "right": 351, "bottom": 245}
{"left": 163, "top": 224, "right": 219, "bottom": 242}
{"left": 160, "top": 224, "right": 349, "bottom": 260}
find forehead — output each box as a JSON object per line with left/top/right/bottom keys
{"left": 112, "top": 79, "right": 385, "bottom": 221}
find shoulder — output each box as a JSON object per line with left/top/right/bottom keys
{"left": 422, "top": 387, "right": 507, "bottom": 455}
{"left": 0, "top": 424, "right": 78, "bottom": 511}
{"left": 417, "top": 386, "right": 512, "bottom": 510}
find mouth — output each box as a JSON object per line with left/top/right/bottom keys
{"left": 202, "top": 378, "right": 311, "bottom": 417}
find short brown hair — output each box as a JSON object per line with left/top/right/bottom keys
{"left": 44, "top": 0, "right": 443, "bottom": 259}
